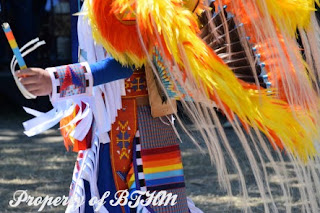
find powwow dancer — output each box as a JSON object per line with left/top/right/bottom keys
{"left": 14, "top": 1, "right": 203, "bottom": 213}
{"left": 9, "top": 0, "right": 320, "bottom": 212}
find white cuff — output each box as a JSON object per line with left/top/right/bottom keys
{"left": 47, "top": 62, "right": 93, "bottom": 104}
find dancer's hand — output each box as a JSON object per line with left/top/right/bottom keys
{"left": 16, "top": 68, "right": 52, "bottom": 96}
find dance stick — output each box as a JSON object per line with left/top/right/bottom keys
{"left": 2, "top": 22, "right": 27, "bottom": 70}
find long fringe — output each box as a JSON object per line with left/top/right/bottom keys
{"left": 85, "top": 0, "right": 320, "bottom": 211}
{"left": 135, "top": 0, "right": 318, "bottom": 160}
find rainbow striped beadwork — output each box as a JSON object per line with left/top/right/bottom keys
{"left": 2, "top": 22, "right": 27, "bottom": 69}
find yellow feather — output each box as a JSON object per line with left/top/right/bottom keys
{"left": 136, "top": 0, "right": 318, "bottom": 161}
{"left": 258, "top": 0, "right": 319, "bottom": 36}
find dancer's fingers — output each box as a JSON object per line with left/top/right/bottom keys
{"left": 24, "top": 84, "right": 41, "bottom": 92}
{"left": 19, "top": 76, "right": 39, "bottom": 85}
{"left": 15, "top": 68, "right": 38, "bottom": 77}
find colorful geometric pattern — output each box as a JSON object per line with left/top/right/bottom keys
{"left": 2, "top": 23, "right": 27, "bottom": 69}
{"left": 133, "top": 137, "right": 147, "bottom": 192}
{"left": 120, "top": 71, "right": 188, "bottom": 212}
{"left": 136, "top": 105, "right": 189, "bottom": 212}
{"left": 55, "top": 64, "right": 88, "bottom": 98}
{"left": 47, "top": 62, "right": 93, "bottom": 103}
{"left": 152, "top": 48, "right": 177, "bottom": 98}
{"left": 116, "top": 120, "right": 131, "bottom": 158}
{"left": 127, "top": 163, "right": 135, "bottom": 191}
{"left": 124, "top": 68, "right": 148, "bottom": 98}
{"left": 127, "top": 137, "right": 155, "bottom": 213}
{"left": 110, "top": 98, "right": 137, "bottom": 192}
{"left": 114, "top": 3, "right": 137, "bottom": 24}
{"left": 137, "top": 106, "right": 179, "bottom": 149}
{"left": 152, "top": 48, "right": 192, "bottom": 101}
{"left": 140, "top": 145, "right": 185, "bottom": 190}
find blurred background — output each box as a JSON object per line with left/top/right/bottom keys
{"left": 0, "top": 0, "right": 77, "bottom": 112}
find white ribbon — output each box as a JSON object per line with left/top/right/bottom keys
{"left": 67, "top": 136, "right": 109, "bottom": 213}
{"left": 92, "top": 86, "right": 111, "bottom": 143}
{"left": 70, "top": 105, "right": 93, "bottom": 141}
{"left": 23, "top": 107, "right": 64, "bottom": 137}
{"left": 10, "top": 38, "right": 46, "bottom": 99}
